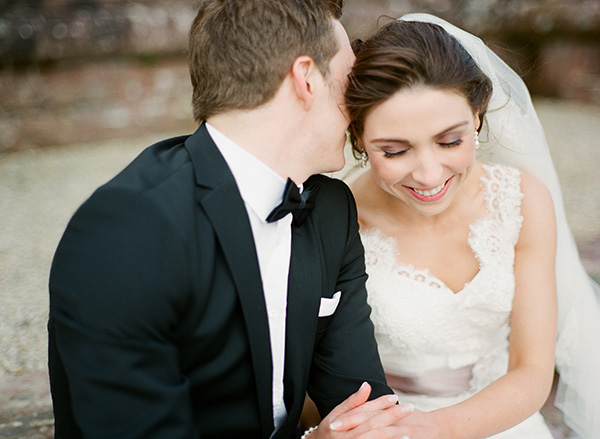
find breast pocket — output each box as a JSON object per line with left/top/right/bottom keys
{"left": 316, "top": 291, "right": 341, "bottom": 332}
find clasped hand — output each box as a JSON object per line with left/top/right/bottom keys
{"left": 310, "top": 382, "right": 417, "bottom": 439}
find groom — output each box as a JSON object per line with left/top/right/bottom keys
{"left": 48, "top": 0, "right": 408, "bottom": 438}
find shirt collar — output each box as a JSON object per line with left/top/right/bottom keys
{"left": 206, "top": 123, "right": 300, "bottom": 222}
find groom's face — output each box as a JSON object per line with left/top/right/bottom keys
{"left": 308, "top": 20, "right": 355, "bottom": 175}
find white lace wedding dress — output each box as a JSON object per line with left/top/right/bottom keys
{"left": 362, "top": 163, "right": 555, "bottom": 438}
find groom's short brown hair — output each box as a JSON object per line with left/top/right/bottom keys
{"left": 188, "top": 0, "right": 343, "bottom": 122}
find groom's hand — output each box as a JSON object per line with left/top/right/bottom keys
{"left": 311, "top": 382, "right": 414, "bottom": 438}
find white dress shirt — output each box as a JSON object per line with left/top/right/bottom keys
{"left": 206, "top": 123, "right": 292, "bottom": 431}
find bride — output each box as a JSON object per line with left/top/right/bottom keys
{"left": 343, "top": 14, "right": 600, "bottom": 439}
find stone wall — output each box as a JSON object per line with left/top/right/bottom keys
{"left": 0, "top": 1, "right": 194, "bottom": 63}
{"left": 342, "top": 0, "right": 600, "bottom": 103}
{"left": 0, "top": 2, "right": 198, "bottom": 151}
{"left": 1, "top": 0, "right": 599, "bottom": 152}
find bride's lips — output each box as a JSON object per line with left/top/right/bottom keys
{"left": 405, "top": 176, "right": 453, "bottom": 202}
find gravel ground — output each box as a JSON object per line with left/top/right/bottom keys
{"left": 0, "top": 98, "right": 598, "bottom": 438}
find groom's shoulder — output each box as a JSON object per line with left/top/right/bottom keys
{"left": 306, "top": 173, "right": 350, "bottom": 192}
{"left": 308, "top": 174, "right": 353, "bottom": 203}
{"left": 103, "top": 134, "right": 194, "bottom": 194}
{"left": 72, "top": 134, "right": 196, "bottom": 228}
{"left": 307, "top": 174, "right": 357, "bottom": 223}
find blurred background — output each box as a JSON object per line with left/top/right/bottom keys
{"left": 1, "top": 0, "right": 599, "bottom": 151}
{"left": 0, "top": 1, "right": 599, "bottom": 438}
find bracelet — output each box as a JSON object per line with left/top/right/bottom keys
{"left": 301, "top": 425, "right": 318, "bottom": 439}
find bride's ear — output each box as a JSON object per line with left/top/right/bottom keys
{"left": 290, "top": 55, "right": 318, "bottom": 110}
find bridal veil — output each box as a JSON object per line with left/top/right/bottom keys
{"left": 396, "top": 13, "right": 600, "bottom": 438}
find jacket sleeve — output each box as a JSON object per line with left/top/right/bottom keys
{"left": 49, "top": 186, "right": 197, "bottom": 439}
{"left": 306, "top": 179, "right": 393, "bottom": 417}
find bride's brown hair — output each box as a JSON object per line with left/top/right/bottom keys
{"left": 345, "top": 20, "right": 492, "bottom": 160}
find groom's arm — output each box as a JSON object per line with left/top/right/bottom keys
{"left": 49, "top": 186, "right": 197, "bottom": 439}
{"left": 306, "top": 178, "right": 393, "bottom": 415}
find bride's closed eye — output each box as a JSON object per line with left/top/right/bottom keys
{"left": 383, "top": 149, "right": 408, "bottom": 158}
{"left": 437, "top": 130, "right": 467, "bottom": 148}
{"left": 439, "top": 138, "right": 463, "bottom": 148}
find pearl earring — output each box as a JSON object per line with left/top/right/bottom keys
{"left": 360, "top": 150, "right": 368, "bottom": 168}
{"left": 474, "top": 131, "right": 480, "bottom": 149}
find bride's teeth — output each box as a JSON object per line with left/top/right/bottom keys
{"left": 413, "top": 182, "right": 445, "bottom": 196}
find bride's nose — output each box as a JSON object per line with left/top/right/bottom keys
{"left": 411, "top": 149, "right": 443, "bottom": 187}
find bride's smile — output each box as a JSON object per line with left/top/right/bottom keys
{"left": 405, "top": 175, "right": 452, "bottom": 201}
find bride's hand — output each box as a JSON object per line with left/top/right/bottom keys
{"left": 310, "top": 382, "right": 415, "bottom": 439}
{"left": 327, "top": 406, "right": 450, "bottom": 439}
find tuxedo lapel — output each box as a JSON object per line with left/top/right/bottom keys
{"left": 282, "top": 217, "right": 325, "bottom": 418}
{"left": 185, "top": 125, "right": 274, "bottom": 438}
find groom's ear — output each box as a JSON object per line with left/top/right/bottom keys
{"left": 290, "top": 55, "right": 319, "bottom": 110}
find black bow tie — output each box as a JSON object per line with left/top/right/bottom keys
{"left": 266, "top": 178, "right": 320, "bottom": 226}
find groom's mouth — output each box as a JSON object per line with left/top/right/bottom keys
{"left": 405, "top": 177, "right": 453, "bottom": 202}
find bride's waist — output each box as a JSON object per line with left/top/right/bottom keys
{"left": 386, "top": 364, "right": 474, "bottom": 398}
{"left": 378, "top": 350, "right": 481, "bottom": 374}
{"left": 377, "top": 336, "right": 509, "bottom": 373}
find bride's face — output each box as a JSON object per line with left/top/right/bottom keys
{"left": 361, "top": 87, "right": 479, "bottom": 216}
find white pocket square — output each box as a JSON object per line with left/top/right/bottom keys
{"left": 318, "top": 291, "right": 341, "bottom": 317}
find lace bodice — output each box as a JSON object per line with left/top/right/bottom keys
{"left": 362, "top": 163, "right": 525, "bottom": 409}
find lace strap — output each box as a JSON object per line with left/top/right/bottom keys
{"left": 480, "top": 163, "right": 524, "bottom": 244}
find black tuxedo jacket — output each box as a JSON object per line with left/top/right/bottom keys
{"left": 49, "top": 124, "right": 391, "bottom": 438}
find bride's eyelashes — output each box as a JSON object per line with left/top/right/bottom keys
{"left": 383, "top": 149, "right": 408, "bottom": 158}
{"left": 380, "top": 138, "right": 463, "bottom": 158}
{"left": 439, "top": 138, "right": 463, "bottom": 148}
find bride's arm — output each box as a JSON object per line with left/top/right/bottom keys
{"left": 388, "top": 172, "right": 558, "bottom": 439}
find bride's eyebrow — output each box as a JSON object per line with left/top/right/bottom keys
{"left": 370, "top": 138, "right": 410, "bottom": 145}
{"left": 435, "top": 121, "right": 469, "bottom": 137}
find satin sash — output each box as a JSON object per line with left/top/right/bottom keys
{"left": 386, "top": 364, "right": 474, "bottom": 397}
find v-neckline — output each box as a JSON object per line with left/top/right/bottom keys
{"left": 364, "top": 228, "right": 483, "bottom": 295}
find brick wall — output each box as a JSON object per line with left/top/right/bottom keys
{"left": 0, "top": 57, "right": 195, "bottom": 150}
{"left": 1, "top": 0, "right": 599, "bottom": 152}
{"left": 342, "top": 0, "right": 600, "bottom": 103}
{"left": 0, "top": 1, "right": 197, "bottom": 151}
